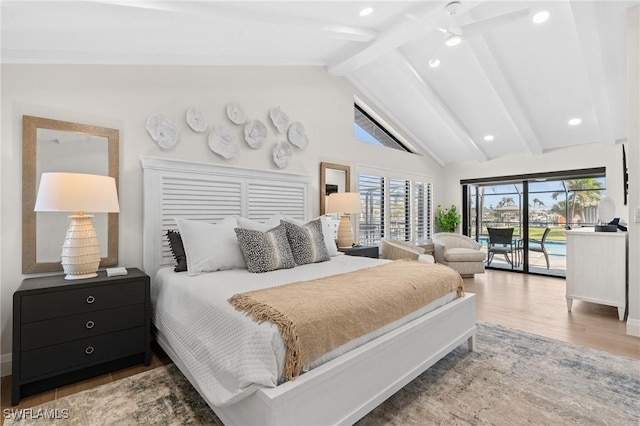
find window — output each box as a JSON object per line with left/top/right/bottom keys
{"left": 389, "top": 179, "right": 410, "bottom": 240}
{"left": 354, "top": 104, "right": 412, "bottom": 153}
{"left": 413, "top": 181, "right": 432, "bottom": 242}
{"left": 359, "top": 174, "right": 385, "bottom": 245}
{"left": 358, "top": 170, "right": 432, "bottom": 245}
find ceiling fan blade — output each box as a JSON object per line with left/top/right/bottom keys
{"left": 405, "top": 13, "right": 448, "bottom": 34}
{"left": 461, "top": 8, "right": 531, "bottom": 38}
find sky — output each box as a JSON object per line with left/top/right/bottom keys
{"left": 477, "top": 179, "right": 607, "bottom": 211}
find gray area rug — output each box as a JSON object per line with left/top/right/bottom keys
{"left": 6, "top": 322, "right": 639, "bottom": 425}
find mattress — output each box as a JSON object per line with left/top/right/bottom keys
{"left": 151, "top": 254, "right": 457, "bottom": 407}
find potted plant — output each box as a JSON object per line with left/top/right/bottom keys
{"left": 435, "top": 204, "right": 461, "bottom": 233}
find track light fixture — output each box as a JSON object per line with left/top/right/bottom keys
{"left": 444, "top": 31, "right": 462, "bottom": 47}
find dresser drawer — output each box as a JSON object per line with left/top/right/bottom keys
{"left": 20, "top": 304, "right": 146, "bottom": 351}
{"left": 20, "top": 327, "right": 146, "bottom": 380}
{"left": 21, "top": 281, "right": 146, "bottom": 323}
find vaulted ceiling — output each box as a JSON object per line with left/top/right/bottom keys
{"left": 2, "top": 1, "right": 635, "bottom": 165}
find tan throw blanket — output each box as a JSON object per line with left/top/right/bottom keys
{"left": 229, "top": 259, "right": 464, "bottom": 382}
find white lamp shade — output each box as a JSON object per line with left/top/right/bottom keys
{"left": 34, "top": 173, "right": 120, "bottom": 214}
{"left": 327, "top": 192, "right": 362, "bottom": 214}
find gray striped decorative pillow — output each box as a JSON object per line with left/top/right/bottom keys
{"left": 234, "top": 224, "right": 296, "bottom": 273}
{"left": 281, "top": 219, "right": 330, "bottom": 265}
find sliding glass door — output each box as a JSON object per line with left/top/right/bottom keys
{"left": 464, "top": 170, "right": 606, "bottom": 277}
{"left": 468, "top": 183, "right": 524, "bottom": 272}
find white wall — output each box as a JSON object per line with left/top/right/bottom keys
{"left": 0, "top": 64, "right": 442, "bottom": 374}
{"left": 626, "top": 5, "right": 639, "bottom": 337}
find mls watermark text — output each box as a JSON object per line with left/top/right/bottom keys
{"left": 3, "top": 408, "right": 70, "bottom": 420}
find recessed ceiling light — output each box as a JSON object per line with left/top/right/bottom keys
{"left": 444, "top": 32, "right": 462, "bottom": 47}
{"left": 568, "top": 118, "right": 582, "bottom": 126}
{"left": 359, "top": 7, "right": 373, "bottom": 17}
{"left": 533, "top": 11, "right": 550, "bottom": 24}
{"left": 483, "top": 135, "right": 495, "bottom": 142}
{"left": 428, "top": 58, "right": 440, "bottom": 68}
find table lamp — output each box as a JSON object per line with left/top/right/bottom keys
{"left": 327, "top": 192, "right": 362, "bottom": 249}
{"left": 34, "top": 172, "right": 120, "bottom": 280}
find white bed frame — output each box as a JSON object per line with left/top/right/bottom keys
{"left": 141, "top": 157, "right": 476, "bottom": 426}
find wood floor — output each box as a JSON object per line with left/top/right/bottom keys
{"left": 464, "top": 270, "right": 639, "bottom": 359}
{"left": 2, "top": 269, "right": 639, "bottom": 421}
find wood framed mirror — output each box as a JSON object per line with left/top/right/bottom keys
{"left": 22, "top": 115, "right": 119, "bottom": 274}
{"left": 320, "top": 162, "right": 350, "bottom": 215}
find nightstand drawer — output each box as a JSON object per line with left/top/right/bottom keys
{"left": 20, "top": 327, "right": 146, "bottom": 380}
{"left": 21, "top": 304, "right": 146, "bottom": 351}
{"left": 21, "top": 281, "right": 146, "bottom": 323}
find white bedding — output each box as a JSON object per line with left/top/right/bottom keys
{"left": 151, "top": 255, "right": 457, "bottom": 407}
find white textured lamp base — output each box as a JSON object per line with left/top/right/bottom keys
{"left": 337, "top": 214, "right": 354, "bottom": 249}
{"left": 61, "top": 214, "right": 101, "bottom": 280}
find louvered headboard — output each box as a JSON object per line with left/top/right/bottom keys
{"left": 140, "top": 157, "right": 312, "bottom": 278}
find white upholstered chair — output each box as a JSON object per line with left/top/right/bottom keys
{"left": 380, "top": 239, "right": 435, "bottom": 263}
{"left": 432, "top": 233, "right": 485, "bottom": 277}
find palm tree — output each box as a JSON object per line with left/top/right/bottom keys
{"left": 497, "top": 196, "right": 515, "bottom": 208}
{"left": 551, "top": 179, "right": 603, "bottom": 224}
{"left": 532, "top": 198, "right": 545, "bottom": 210}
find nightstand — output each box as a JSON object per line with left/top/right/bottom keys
{"left": 340, "top": 245, "right": 379, "bottom": 259}
{"left": 12, "top": 268, "right": 150, "bottom": 405}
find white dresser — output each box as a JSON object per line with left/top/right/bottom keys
{"left": 565, "top": 228, "right": 627, "bottom": 320}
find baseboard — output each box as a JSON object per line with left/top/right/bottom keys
{"left": 626, "top": 318, "right": 640, "bottom": 337}
{"left": 1, "top": 352, "right": 12, "bottom": 377}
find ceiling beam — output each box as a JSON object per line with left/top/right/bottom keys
{"left": 569, "top": 2, "right": 616, "bottom": 145}
{"left": 464, "top": 35, "right": 544, "bottom": 156}
{"left": 396, "top": 52, "right": 488, "bottom": 163}
{"left": 327, "top": 2, "right": 443, "bottom": 76}
{"left": 88, "top": 0, "right": 378, "bottom": 42}
{"left": 0, "top": 47, "right": 328, "bottom": 67}
{"left": 347, "top": 78, "right": 446, "bottom": 167}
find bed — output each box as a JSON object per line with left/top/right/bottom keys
{"left": 141, "top": 157, "right": 476, "bottom": 425}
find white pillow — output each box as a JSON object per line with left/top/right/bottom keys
{"left": 282, "top": 215, "right": 339, "bottom": 256}
{"left": 237, "top": 213, "right": 283, "bottom": 232}
{"left": 175, "top": 216, "right": 246, "bottom": 276}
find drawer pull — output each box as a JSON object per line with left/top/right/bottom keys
{"left": 86, "top": 295, "right": 95, "bottom": 304}
{"left": 85, "top": 320, "right": 95, "bottom": 329}
{"left": 85, "top": 346, "right": 95, "bottom": 355}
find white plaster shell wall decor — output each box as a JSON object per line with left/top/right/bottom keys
{"left": 269, "top": 107, "right": 289, "bottom": 133}
{"left": 146, "top": 114, "right": 180, "bottom": 149}
{"left": 272, "top": 141, "right": 293, "bottom": 168}
{"left": 226, "top": 103, "right": 246, "bottom": 125}
{"left": 244, "top": 119, "right": 267, "bottom": 149}
{"left": 287, "top": 122, "right": 309, "bottom": 149}
{"left": 186, "top": 108, "right": 208, "bottom": 133}
{"left": 208, "top": 125, "right": 238, "bottom": 159}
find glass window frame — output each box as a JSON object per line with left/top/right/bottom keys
{"left": 354, "top": 104, "right": 413, "bottom": 153}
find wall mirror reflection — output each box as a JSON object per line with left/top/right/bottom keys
{"left": 319, "top": 162, "right": 350, "bottom": 215}
{"left": 23, "top": 115, "right": 119, "bottom": 273}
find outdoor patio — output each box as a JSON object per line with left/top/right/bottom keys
{"left": 480, "top": 246, "right": 567, "bottom": 277}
